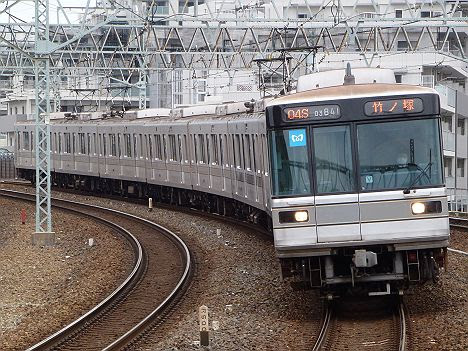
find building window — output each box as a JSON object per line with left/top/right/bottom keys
{"left": 444, "top": 157, "right": 453, "bottom": 177}
{"left": 298, "top": 13, "right": 308, "bottom": 19}
{"left": 395, "top": 74, "right": 402, "bottom": 83}
{"left": 457, "top": 158, "right": 465, "bottom": 177}
{"left": 397, "top": 41, "right": 409, "bottom": 51}
{"left": 395, "top": 9, "right": 403, "bottom": 18}
{"left": 458, "top": 118, "right": 465, "bottom": 135}
{"left": 443, "top": 116, "right": 453, "bottom": 132}
{"left": 421, "top": 11, "right": 431, "bottom": 18}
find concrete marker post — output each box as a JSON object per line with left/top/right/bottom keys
{"left": 199, "top": 305, "right": 209, "bottom": 347}
{"left": 148, "top": 197, "right": 153, "bottom": 212}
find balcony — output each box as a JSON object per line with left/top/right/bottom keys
{"left": 443, "top": 130, "right": 455, "bottom": 152}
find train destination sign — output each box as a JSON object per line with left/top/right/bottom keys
{"left": 284, "top": 104, "right": 341, "bottom": 122}
{"left": 364, "top": 98, "right": 423, "bottom": 116}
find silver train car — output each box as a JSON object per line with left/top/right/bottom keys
{"left": 15, "top": 69, "right": 449, "bottom": 295}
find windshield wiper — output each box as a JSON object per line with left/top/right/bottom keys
{"left": 403, "top": 162, "right": 432, "bottom": 194}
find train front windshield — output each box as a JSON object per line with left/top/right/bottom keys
{"left": 269, "top": 118, "right": 443, "bottom": 197}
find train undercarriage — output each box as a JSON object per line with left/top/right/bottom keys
{"left": 279, "top": 245, "right": 447, "bottom": 296}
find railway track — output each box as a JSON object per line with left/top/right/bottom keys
{"left": 312, "top": 297, "right": 407, "bottom": 351}
{"left": 449, "top": 216, "right": 468, "bottom": 256}
{"left": 0, "top": 189, "right": 193, "bottom": 351}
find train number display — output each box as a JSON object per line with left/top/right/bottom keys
{"left": 284, "top": 105, "right": 341, "bottom": 122}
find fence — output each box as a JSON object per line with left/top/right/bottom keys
{"left": 0, "top": 153, "right": 16, "bottom": 179}
{"left": 447, "top": 188, "right": 468, "bottom": 213}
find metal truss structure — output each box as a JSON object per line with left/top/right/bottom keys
{"left": 1, "top": 0, "right": 468, "bottom": 232}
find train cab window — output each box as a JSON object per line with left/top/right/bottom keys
{"left": 357, "top": 119, "right": 443, "bottom": 191}
{"left": 313, "top": 125, "right": 355, "bottom": 194}
{"left": 270, "top": 129, "right": 311, "bottom": 196}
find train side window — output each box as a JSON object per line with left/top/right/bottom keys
{"left": 87, "top": 134, "right": 91, "bottom": 155}
{"left": 58, "top": 133, "right": 62, "bottom": 154}
{"left": 64, "top": 133, "right": 71, "bottom": 154}
{"left": 117, "top": 134, "right": 121, "bottom": 157}
{"left": 177, "top": 135, "right": 182, "bottom": 163}
{"left": 169, "top": 134, "right": 176, "bottom": 161}
{"left": 211, "top": 134, "right": 219, "bottom": 165}
{"left": 252, "top": 134, "right": 257, "bottom": 172}
{"left": 162, "top": 135, "right": 167, "bottom": 161}
{"left": 232, "top": 134, "right": 237, "bottom": 168}
{"left": 23, "top": 132, "right": 29, "bottom": 151}
{"left": 139, "top": 134, "right": 144, "bottom": 159}
{"left": 245, "top": 135, "right": 251, "bottom": 171}
{"left": 16, "top": 132, "right": 21, "bottom": 151}
{"left": 193, "top": 135, "right": 198, "bottom": 163}
{"left": 133, "top": 134, "right": 138, "bottom": 158}
{"left": 148, "top": 135, "right": 153, "bottom": 160}
{"left": 123, "top": 134, "right": 131, "bottom": 157}
{"left": 103, "top": 134, "right": 107, "bottom": 156}
{"left": 206, "top": 134, "right": 211, "bottom": 165}
{"left": 154, "top": 134, "right": 161, "bottom": 160}
{"left": 79, "top": 133, "right": 86, "bottom": 154}
{"left": 183, "top": 135, "right": 188, "bottom": 163}
{"left": 72, "top": 133, "right": 76, "bottom": 154}
{"left": 93, "top": 133, "right": 97, "bottom": 155}
{"left": 109, "top": 134, "right": 117, "bottom": 157}
{"left": 219, "top": 134, "right": 224, "bottom": 167}
{"left": 198, "top": 134, "right": 206, "bottom": 164}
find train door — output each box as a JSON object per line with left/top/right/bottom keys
{"left": 180, "top": 124, "right": 192, "bottom": 189}
{"left": 120, "top": 127, "right": 137, "bottom": 181}
{"left": 260, "top": 131, "right": 271, "bottom": 211}
{"left": 74, "top": 125, "right": 90, "bottom": 175}
{"left": 312, "top": 125, "right": 361, "bottom": 242}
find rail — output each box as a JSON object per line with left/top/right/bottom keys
{"left": 0, "top": 189, "right": 192, "bottom": 350}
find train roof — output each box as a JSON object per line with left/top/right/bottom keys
{"left": 266, "top": 84, "right": 438, "bottom": 108}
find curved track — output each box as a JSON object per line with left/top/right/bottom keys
{"left": 312, "top": 297, "right": 407, "bottom": 351}
{"left": 0, "top": 189, "right": 192, "bottom": 351}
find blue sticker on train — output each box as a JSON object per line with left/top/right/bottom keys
{"left": 289, "top": 129, "right": 307, "bottom": 147}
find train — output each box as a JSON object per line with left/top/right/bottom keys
{"left": 15, "top": 67, "right": 450, "bottom": 296}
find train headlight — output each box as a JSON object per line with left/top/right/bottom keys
{"left": 411, "top": 202, "right": 426, "bottom": 214}
{"left": 294, "top": 211, "right": 309, "bottom": 222}
{"left": 279, "top": 210, "right": 309, "bottom": 223}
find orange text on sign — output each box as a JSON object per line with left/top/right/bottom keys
{"left": 287, "top": 108, "right": 310, "bottom": 120}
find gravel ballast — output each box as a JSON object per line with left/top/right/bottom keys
{"left": 1, "top": 184, "right": 467, "bottom": 350}
{"left": 0, "top": 196, "right": 134, "bottom": 350}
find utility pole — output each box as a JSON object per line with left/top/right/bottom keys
{"left": 33, "top": 0, "right": 54, "bottom": 246}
